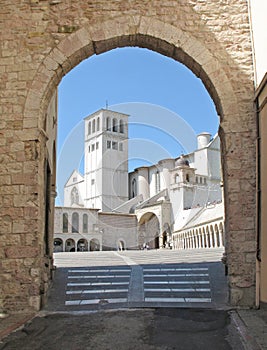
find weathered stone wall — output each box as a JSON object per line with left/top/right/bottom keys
{"left": 256, "top": 74, "right": 267, "bottom": 303}
{"left": 0, "top": 0, "right": 256, "bottom": 312}
{"left": 98, "top": 212, "right": 138, "bottom": 250}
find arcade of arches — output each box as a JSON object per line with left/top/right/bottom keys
{"left": 54, "top": 237, "right": 100, "bottom": 253}
{"left": 0, "top": 1, "right": 266, "bottom": 313}
{"left": 173, "top": 221, "right": 225, "bottom": 250}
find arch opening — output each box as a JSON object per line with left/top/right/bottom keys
{"left": 138, "top": 212, "right": 160, "bottom": 250}
{"left": 90, "top": 238, "right": 100, "bottom": 251}
{"left": 54, "top": 238, "right": 63, "bottom": 253}
{"left": 20, "top": 13, "right": 256, "bottom": 312}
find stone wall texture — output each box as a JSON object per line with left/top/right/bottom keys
{"left": 0, "top": 0, "right": 256, "bottom": 312}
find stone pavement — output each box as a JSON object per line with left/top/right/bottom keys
{"left": 0, "top": 249, "right": 267, "bottom": 349}
{"left": 237, "top": 306, "right": 267, "bottom": 350}
{"left": 45, "top": 249, "right": 227, "bottom": 311}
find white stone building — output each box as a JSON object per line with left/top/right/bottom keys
{"left": 84, "top": 109, "right": 129, "bottom": 211}
{"left": 64, "top": 170, "right": 85, "bottom": 208}
{"left": 54, "top": 207, "right": 138, "bottom": 252}
{"left": 54, "top": 108, "right": 224, "bottom": 252}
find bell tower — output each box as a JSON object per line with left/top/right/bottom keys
{"left": 84, "top": 109, "right": 129, "bottom": 211}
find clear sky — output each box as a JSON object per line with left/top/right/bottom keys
{"left": 57, "top": 47, "right": 219, "bottom": 205}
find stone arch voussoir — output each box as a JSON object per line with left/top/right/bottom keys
{"left": 24, "top": 15, "right": 237, "bottom": 128}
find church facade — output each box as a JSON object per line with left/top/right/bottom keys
{"left": 54, "top": 109, "right": 224, "bottom": 252}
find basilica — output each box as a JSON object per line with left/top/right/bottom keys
{"left": 54, "top": 108, "right": 224, "bottom": 252}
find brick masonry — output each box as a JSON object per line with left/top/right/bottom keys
{"left": 0, "top": 0, "right": 256, "bottom": 312}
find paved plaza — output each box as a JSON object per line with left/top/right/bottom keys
{"left": 46, "top": 248, "right": 227, "bottom": 311}
{"left": 1, "top": 248, "right": 264, "bottom": 349}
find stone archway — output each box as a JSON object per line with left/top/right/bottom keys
{"left": 77, "top": 238, "right": 88, "bottom": 252}
{"left": 90, "top": 238, "right": 100, "bottom": 252}
{"left": 65, "top": 238, "right": 75, "bottom": 252}
{"left": 1, "top": 3, "right": 256, "bottom": 313}
{"left": 53, "top": 238, "right": 63, "bottom": 253}
{"left": 138, "top": 212, "right": 161, "bottom": 249}
{"left": 117, "top": 240, "right": 126, "bottom": 251}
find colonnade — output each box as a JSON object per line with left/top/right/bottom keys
{"left": 173, "top": 221, "right": 224, "bottom": 250}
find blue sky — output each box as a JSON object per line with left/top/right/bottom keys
{"left": 57, "top": 47, "right": 219, "bottom": 204}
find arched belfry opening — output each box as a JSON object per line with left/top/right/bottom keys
{"left": 1, "top": 5, "right": 256, "bottom": 315}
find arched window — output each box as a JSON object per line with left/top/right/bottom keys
{"left": 71, "top": 187, "right": 79, "bottom": 205}
{"left": 63, "top": 213, "right": 68, "bottom": 233}
{"left": 97, "top": 117, "right": 100, "bottom": 131}
{"left": 131, "top": 178, "right": 137, "bottom": 198}
{"left": 92, "top": 119, "right": 96, "bottom": 133}
{"left": 112, "top": 118, "right": 118, "bottom": 132}
{"left": 186, "top": 174, "right": 190, "bottom": 182}
{"left": 119, "top": 119, "right": 124, "bottom": 133}
{"left": 88, "top": 122, "right": 91, "bottom": 135}
{"left": 106, "top": 117, "right": 110, "bottom": 130}
{"left": 72, "top": 212, "right": 79, "bottom": 233}
{"left": 155, "top": 171, "right": 160, "bottom": 193}
{"left": 83, "top": 213, "right": 88, "bottom": 233}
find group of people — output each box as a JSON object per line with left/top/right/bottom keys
{"left": 142, "top": 243, "right": 150, "bottom": 250}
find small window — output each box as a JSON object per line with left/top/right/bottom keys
{"left": 88, "top": 122, "right": 91, "bottom": 135}
{"left": 119, "top": 143, "right": 123, "bottom": 151}
{"left": 200, "top": 177, "right": 202, "bottom": 184}
{"left": 155, "top": 171, "right": 160, "bottom": 193}
{"left": 196, "top": 176, "right": 198, "bottom": 184}
{"left": 88, "top": 145, "right": 90, "bottom": 152}
{"left": 97, "top": 117, "right": 100, "bottom": 131}
{"left": 112, "top": 118, "right": 118, "bottom": 132}
{"left": 119, "top": 120, "right": 124, "bottom": 133}
{"left": 96, "top": 142, "right": 99, "bottom": 150}
{"left": 107, "top": 140, "right": 111, "bottom": 149}
{"left": 92, "top": 119, "right": 96, "bottom": 133}
{"left": 72, "top": 212, "right": 79, "bottom": 233}
{"left": 92, "top": 144, "right": 95, "bottom": 151}
{"left": 131, "top": 178, "right": 137, "bottom": 198}
{"left": 204, "top": 178, "right": 207, "bottom": 184}
{"left": 83, "top": 214, "right": 88, "bottom": 233}
{"left": 91, "top": 179, "right": 95, "bottom": 185}
{"left": 112, "top": 141, "right": 118, "bottom": 150}
{"left": 63, "top": 213, "right": 68, "bottom": 233}
{"left": 186, "top": 174, "right": 190, "bottom": 182}
{"left": 175, "top": 174, "right": 179, "bottom": 184}
{"left": 106, "top": 117, "right": 110, "bottom": 131}
{"left": 73, "top": 177, "right": 77, "bottom": 183}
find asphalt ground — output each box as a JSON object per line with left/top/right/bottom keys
{"left": 0, "top": 308, "right": 247, "bottom": 350}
